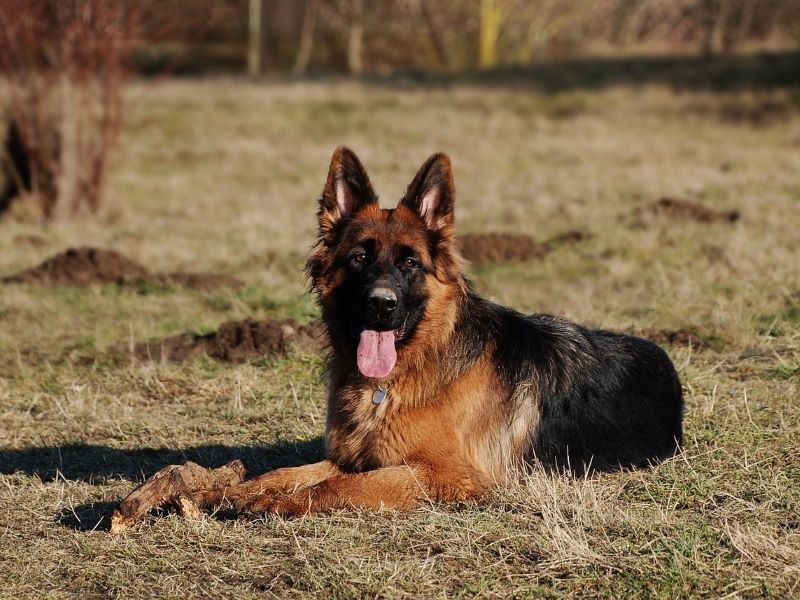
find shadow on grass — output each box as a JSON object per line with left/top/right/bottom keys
{"left": 365, "top": 50, "right": 800, "bottom": 92}
{"left": 1, "top": 439, "right": 324, "bottom": 532}
{"left": 140, "top": 48, "right": 800, "bottom": 92}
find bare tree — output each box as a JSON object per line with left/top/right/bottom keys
{"left": 293, "top": 0, "right": 320, "bottom": 75}
{"left": 0, "top": 0, "right": 134, "bottom": 220}
{"left": 418, "top": 0, "right": 452, "bottom": 68}
{"left": 479, "top": 0, "right": 501, "bottom": 68}
{"left": 248, "top": 0, "right": 268, "bottom": 76}
{"left": 347, "top": 0, "right": 365, "bottom": 74}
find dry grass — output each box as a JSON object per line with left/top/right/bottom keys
{"left": 1, "top": 77, "right": 799, "bottom": 598}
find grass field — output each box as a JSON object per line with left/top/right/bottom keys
{"left": 1, "top": 77, "right": 799, "bottom": 598}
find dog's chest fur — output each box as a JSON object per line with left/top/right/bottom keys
{"left": 325, "top": 384, "right": 433, "bottom": 472}
{"left": 324, "top": 355, "right": 521, "bottom": 477}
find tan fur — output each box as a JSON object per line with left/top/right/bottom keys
{"left": 110, "top": 149, "right": 678, "bottom": 528}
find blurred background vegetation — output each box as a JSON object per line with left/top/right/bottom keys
{"left": 137, "top": 0, "right": 800, "bottom": 74}
{"left": 1, "top": 0, "right": 799, "bottom": 221}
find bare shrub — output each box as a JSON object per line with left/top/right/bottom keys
{"left": 0, "top": 1, "right": 136, "bottom": 220}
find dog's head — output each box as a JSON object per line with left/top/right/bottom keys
{"left": 306, "top": 147, "right": 464, "bottom": 380}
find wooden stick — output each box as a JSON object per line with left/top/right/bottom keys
{"left": 110, "top": 460, "right": 246, "bottom": 533}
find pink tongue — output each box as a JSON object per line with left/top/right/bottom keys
{"left": 357, "top": 329, "right": 397, "bottom": 379}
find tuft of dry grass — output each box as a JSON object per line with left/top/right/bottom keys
{"left": 0, "top": 78, "right": 799, "bottom": 598}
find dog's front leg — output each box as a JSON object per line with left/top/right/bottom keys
{"left": 229, "top": 460, "right": 342, "bottom": 513}
{"left": 249, "top": 463, "right": 485, "bottom": 517}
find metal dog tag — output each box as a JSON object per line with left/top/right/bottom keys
{"left": 372, "top": 387, "right": 388, "bottom": 405}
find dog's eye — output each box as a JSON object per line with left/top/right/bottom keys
{"left": 401, "top": 257, "right": 418, "bottom": 269}
{"left": 353, "top": 253, "right": 366, "bottom": 264}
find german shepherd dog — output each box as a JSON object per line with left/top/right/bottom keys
{"left": 207, "top": 147, "right": 684, "bottom": 518}
{"left": 112, "top": 148, "right": 685, "bottom": 525}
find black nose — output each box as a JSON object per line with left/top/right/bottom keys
{"left": 368, "top": 287, "right": 397, "bottom": 319}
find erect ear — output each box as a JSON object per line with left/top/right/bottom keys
{"left": 399, "top": 152, "right": 455, "bottom": 232}
{"left": 318, "top": 146, "right": 377, "bottom": 235}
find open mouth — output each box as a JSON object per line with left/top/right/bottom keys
{"left": 357, "top": 317, "right": 408, "bottom": 379}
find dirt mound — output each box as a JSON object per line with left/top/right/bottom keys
{"left": 2, "top": 246, "right": 243, "bottom": 290}
{"left": 638, "top": 327, "right": 708, "bottom": 350}
{"left": 133, "top": 318, "right": 325, "bottom": 363}
{"left": 12, "top": 234, "right": 49, "bottom": 248}
{"left": 459, "top": 233, "right": 547, "bottom": 265}
{"left": 459, "top": 229, "right": 590, "bottom": 265}
{"left": 635, "top": 197, "right": 740, "bottom": 224}
{"left": 544, "top": 229, "right": 592, "bottom": 250}
{"left": 3, "top": 247, "right": 151, "bottom": 286}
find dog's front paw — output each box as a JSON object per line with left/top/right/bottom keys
{"left": 235, "top": 490, "right": 283, "bottom": 517}
{"left": 266, "top": 490, "right": 315, "bottom": 518}
{"left": 235, "top": 489, "right": 313, "bottom": 518}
